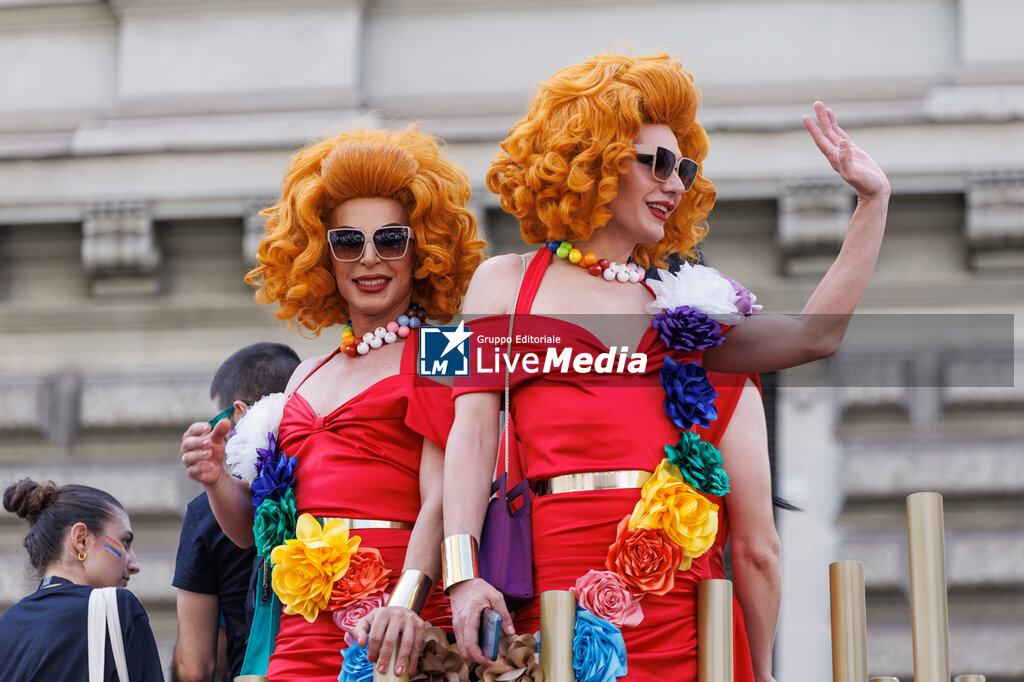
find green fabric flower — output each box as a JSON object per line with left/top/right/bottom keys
{"left": 254, "top": 487, "right": 297, "bottom": 559}
{"left": 664, "top": 431, "right": 730, "bottom": 497}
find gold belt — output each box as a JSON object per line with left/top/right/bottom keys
{"left": 532, "top": 469, "right": 653, "bottom": 497}
{"left": 321, "top": 517, "right": 415, "bottom": 530}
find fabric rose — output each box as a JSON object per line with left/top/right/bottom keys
{"left": 225, "top": 392, "right": 287, "bottom": 482}
{"left": 473, "top": 633, "right": 541, "bottom": 682}
{"left": 651, "top": 305, "right": 724, "bottom": 352}
{"left": 339, "top": 641, "right": 373, "bottom": 682}
{"left": 412, "top": 626, "right": 470, "bottom": 682}
{"left": 720, "top": 273, "right": 762, "bottom": 317}
{"left": 644, "top": 263, "right": 741, "bottom": 324}
{"left": 254, "top": 487, "right": 297, "bottom": 559}
{"left": 664, "top": 432, "right": 730, "bottom": 496}
{"left": 628, "top": 460, "right": 719, "bottom": 566}
{"left": 605, "top": 516, "right": 684, "bottom": 595}
{"left": 332, "top": 592, "right": 389, "bottom": 637}
{"left": 271, "top": 514, "right": 362, "bottom": 623}
{"left": 251, "top": 454, "right": 297, "bottom": 509}
{"left": 254, "top": 432, "right": 279, "bottom": 478}
{"left": 328, "top": 547, "right": 392, "bottom": 610}
{"left": 570, "top": 570, "right": 644, "bottom": 628}
{"left": 660, "top": 356, "right": 718, "bottom": 429}
{"left": 572, "top": 607, "right": 628, "bottom": 682}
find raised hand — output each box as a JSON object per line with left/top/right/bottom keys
{"left": 180, "top": 419, "right": 232, "bottom": 485}
{"left": 803, "top": 101, "right": 890, "bottom": 199}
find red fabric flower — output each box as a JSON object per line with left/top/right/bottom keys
{"left": 605, "top": 515, "right": 685, "bottom": 596}
{"left": 328, "top": 546, "right": 392, "bottom": 610}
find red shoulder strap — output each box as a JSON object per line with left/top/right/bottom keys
{"left": 515, "top": 247, "right": 551, "bottom": 314}
{"left": 293, "top": 348, "right": 341, "bottom": 392}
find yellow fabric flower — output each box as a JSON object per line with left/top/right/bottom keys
{"left": 628, "top": 459, "right": 718, "bottom": 568}
{"left": 270, "top": 514, "right": 362, "bottom": 622}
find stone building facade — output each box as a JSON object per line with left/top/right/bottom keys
{"left": 0, "top": 0, "right": 1021, "bottom": 678}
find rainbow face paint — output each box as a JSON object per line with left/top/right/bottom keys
{"left": 103, "top": 536, "right": 125, "bottom": 559}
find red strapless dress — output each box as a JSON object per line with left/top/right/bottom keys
{"left": 454, "top": 248, "right": 755, "bottom": 682}
{"left": 266, "top": 337, "right": 453, "bottom": 681}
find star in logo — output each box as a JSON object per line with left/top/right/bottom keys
{"left": 439, "top": 321, "right": 472, "bottom": 358}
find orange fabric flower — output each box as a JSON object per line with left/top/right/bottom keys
{"left": 628, "top": 459, "right": 718, "bottom": 564}
{"left": 270, "top": 514, "right": 361, "bottom": 622}
{"left": 328, "top": 546, "right": 392, "bottom": 610}
{"left": 605, "top": 515, "right": 685, "bottom": 596}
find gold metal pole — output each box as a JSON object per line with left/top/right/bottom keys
{"left": 906, "top": 492, "right": 951, "bottom": 682}
{"left": 233, "top": 677, "right": 269, "bottom": 682}
{"left": 954, "top": 676, "right": 986, "bottom": 682}
{"left": 829, "top": 560, "right": 867, "bottom": 682}
{"left": 697, "top": 579, "right": 734, "bottom": 682}
{"left": 540, "top": 590, "right": 576, "bottom": 681}
{"left": 868, "top": 678, "right": 899, "bottom": 682}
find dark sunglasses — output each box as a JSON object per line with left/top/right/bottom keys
{"left": 208, "top": 401, "right": 255, "bottom": 428}
{"left": 633, "top": 144, "right": 699, "bottom": 191}
{"left": 326, "top": 226, "right": 412, "bottom": 262}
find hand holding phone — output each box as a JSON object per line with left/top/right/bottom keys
{"left": 478, "top": 607, "right": 502, "bottom": 661}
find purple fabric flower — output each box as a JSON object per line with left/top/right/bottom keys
{"left": 572, "top": 607, "right": 628, "bottom": 682}
{"left": 254, "top": 432, "right": 278, "bottom": 477}
{"left": 251, "top": 454, "right": 297, "bottom": 510}
{"left": 659, "top": 357, "right": 718, "bottom": 429}
{"left": 720, "top": 274, "right": 762, "bottom": 316}
{"left": 651, "top": 306, "right": 725, "bottom": 352}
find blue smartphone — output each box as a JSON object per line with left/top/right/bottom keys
{"left": 478, "top": 607, "right": 502, "bottom": 660}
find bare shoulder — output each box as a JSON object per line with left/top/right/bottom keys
{"left": 284, "top": 354, "right": 328, "bottom": 396}
{"left": 462, "top": 252, "right": 534, "bottom": 315}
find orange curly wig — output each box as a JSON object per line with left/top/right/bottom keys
{"left": 486, "top": 52, "right": 716, "bottom": 269}
{"left": 246, "top": 127, "right": 486, "bottom": 335}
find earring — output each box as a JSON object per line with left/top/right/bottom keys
{"left": 77, "top": 551, "right": 87, "bottom": 562}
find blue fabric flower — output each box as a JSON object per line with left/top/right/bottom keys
{"left": 664, "top": 431, "right": 731, "bottom": 496}
{"left": 660, "top": 357, "right": 718, "bottom": 429}
{"left": 254, "top": 432, "right": 279, "bottom": 478}
{"left": 339, "top": 642, "right": 373, "bottom": 682}
{"left": 652, "top": 306, "right": 724, "bottom": 352}
{"left": 573, "top": 607, "right": 628, "bottom": 682}
{"left": 251, "top": 454, "right": 297, "bottom": 509}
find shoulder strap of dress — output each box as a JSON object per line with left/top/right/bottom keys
{"left": 515, "top": 246, "right": 552, "bottom": 314}
{"left": 400, "top": 329, "right": 418, "bottom": 375}
{"left": 293, "top": 348, "right": 342, "bottom": 392}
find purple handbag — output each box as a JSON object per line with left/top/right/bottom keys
{"left": 478, "top": 255, "right": 534, "bottom": 610}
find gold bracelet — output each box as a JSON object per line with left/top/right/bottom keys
{"left": 385, "top": 569, "right": 433, "bottom": 614}
{"left": 441, "top": 534, "right": 480, "bottom": 591}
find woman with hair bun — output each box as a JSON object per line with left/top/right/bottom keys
{"left": 0, "top": 478, "right": 162, "bottom": 681}
{"left": 442, "top": 53, "right": 888, "bottom": 681}
{"left": 181, "top": 127, "right": 485, "bottom": 680}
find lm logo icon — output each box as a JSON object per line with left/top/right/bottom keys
{"left": 418, "top": 321, "right": 472, "bottom": 377}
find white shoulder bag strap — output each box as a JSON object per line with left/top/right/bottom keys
{"left": 502, "top": 254, "right": 528, "bottom": 471}
{"left": 88, "top": 587, "right": 130, "bottom": 682}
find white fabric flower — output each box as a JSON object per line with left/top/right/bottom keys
{"left": 645, "top": 263, "right": 743, "bottom": 324}
{"left": 224, "top": 392, "right": 288, "bottom": 483}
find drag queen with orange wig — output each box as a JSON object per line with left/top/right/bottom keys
{"left": 442, "top": 53, "right": 888, "bottom": 681}
{"left": 182, "top": 127, "right": 484, "bottom": 681}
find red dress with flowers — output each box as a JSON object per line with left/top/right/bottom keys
{"left": 266, "top": 337, "right": 453, "bottom": 681}
{"left": 455, "top": 249, "right": 748, "bottom": 681}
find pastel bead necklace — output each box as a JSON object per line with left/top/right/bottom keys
{"left": 545, "top": 239, "right": 645, "bottom": 283}
{"left": 339, "top": 304, "right": 424, "bottom": 356}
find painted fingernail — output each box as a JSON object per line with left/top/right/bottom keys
{"left": 378, "top": 664, "right": 388, "bottom": 673}
{"left": 395, "top": 667, "right": 404, "bottom": 675}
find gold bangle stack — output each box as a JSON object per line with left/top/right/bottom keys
{"left": 385, "top": 569, "right": 433, "bottom": 614}
{"left": 441, "top": 534, "right": 480, "bottom": 591}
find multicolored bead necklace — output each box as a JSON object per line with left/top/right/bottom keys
{"left": 339, "top": 304, "right": 424, "bottom": 356}
{"left": 545, "top": 239, "right": 645, "bottom": 283}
